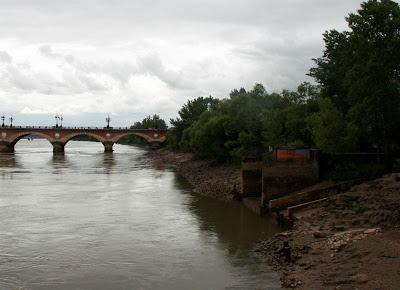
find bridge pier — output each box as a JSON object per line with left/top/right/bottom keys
{"left": 0, "top": 141, "right": 14, "bottom": 153}
{"left": 102, "top": 141, "right": 114, "bottom": 153}
{"left": 52, "top": 142, "right": 65, "bottom": 154}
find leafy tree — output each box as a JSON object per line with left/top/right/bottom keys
{"left": 166, "top": 0, "right": 400, "bottom": 164}
{"left": 168, "top": 96, "right": 219, "bottom": 149}
{"left": 175, "top": 83, "right": 320, "bottom": 161}
{"left": 131, "top": 114, "right": 167, "bottom": 130}
{"left": 309, "top": 98, "right": 357, "bottom": 152}
{"left": 121, "top": 114, "right": 167, "bottom": 145}
{"left": 310, "top": 0, "right": 400, "bottom": 155}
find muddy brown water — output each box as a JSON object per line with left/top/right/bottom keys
{"left": 0, "top": 139, "right": 281, "bottom": 290}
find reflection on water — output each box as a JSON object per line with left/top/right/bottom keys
{"left": 0, "top": 139, "right": 282, "bottom": 290}
{"left": 0, "top": 154, "right": 18, "bottom": 168}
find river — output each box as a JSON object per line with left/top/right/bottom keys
{"left": 0, "top": 139, "right": 281, "bottom": 290}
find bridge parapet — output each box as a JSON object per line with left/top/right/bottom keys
{"left": 0, "top": 127, "right": 167, "bottom": 153}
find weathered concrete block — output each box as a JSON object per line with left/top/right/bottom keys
{"left": 241, "top": 161, "right": 263, "bottom": 197}
{"left": 261, "top": 148, "right": 320, "bottom": 205}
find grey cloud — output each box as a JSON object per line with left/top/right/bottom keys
{"left": 39, "top": 45, "right": 189, "bottom": 89}
{"left": 5, "top": 65, "right": 37, "bottom": 91}
{"left": 0, "top": 0, "right": 365, "bottom": 124}
{"left": 0, "top": 51, "right": 12, "bottom": 64}
{"left": 138, "top": 54, "right": 190, "bottom": 90}
{"left": 1, "top": 55, "right": 109, "bottom": 95}
{"left": 39, "top": 44, "right": 75, "bottom": 63}
{"left": 0, "top": 0, "right": 362, "bottom": 43}
{"left": 39, "top": 45, "right": 56, "bottom": 57}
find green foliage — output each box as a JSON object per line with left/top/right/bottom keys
{"left": 171, "top": 83, "right": 319, "bottom": 161}
{"left": 121, "top": 114, "right": 167, "bottom": 145}
{"left": 166, "top": 0, "right": 400, "bottom": 163}
{"left": 131, "top": 114, "right": 167, "bottom": 130}
{"left": 168, "top": 96, "right": 219, "bottom": 150}
{"left": 309, "top": 98, "right": 358, "bottom": 153}
{"left": 310, "top": 0, "right": 400, "bottom": 155}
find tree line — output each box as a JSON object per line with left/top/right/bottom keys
{"left": 135, "top": 0, "right": 400, "bottom": 164}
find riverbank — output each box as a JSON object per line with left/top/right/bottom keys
{"left": 146, "top": 148, "right": 240, "bottom": 200}
{"left": 255, "top": 173, "right": 400, "bottom": 289}
{"left": 147, "top": 148, "right": 400, "bottom": 289}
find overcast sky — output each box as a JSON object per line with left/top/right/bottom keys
{"left": 0, "top": 0, "right": 363, "bottom": 126}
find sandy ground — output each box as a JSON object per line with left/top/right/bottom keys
{"left": 147, "top": 148, "right": 240, "bottom": 200}
{"left": 255, "top": 174, "right": 400, "bottom": 290}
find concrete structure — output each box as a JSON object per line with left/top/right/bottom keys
{"left": 240, "top": 147, "right": 263, "bottom": 198}
{"left": 241, "top": 147, "right": 320, "bottom": 214}
{"left": 241, "top": 147, "right": 387, "bottom": 216}
{"left": 261, "top": 148, "right": 320, "bottom": 206}
{"left": 0, "top": 127, "right": 167, "bottom": 153}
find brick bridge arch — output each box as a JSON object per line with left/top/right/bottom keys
{"left": 9, "top": 131, "right": 54, "bottom": 146}
{"left": 0, "top": 127, "right": 167, "bottom": 153}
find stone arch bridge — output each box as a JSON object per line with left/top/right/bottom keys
{"left": 0, "top": 127, "right": 167, "bottom": 153}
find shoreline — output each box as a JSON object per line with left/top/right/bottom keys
{"left": 146, "top": 148, "right": 240, "bottom": 201}
{"left": 147, "top": 148, "right": 400, "bottom": 290}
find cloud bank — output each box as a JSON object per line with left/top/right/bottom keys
{"left": 0, "top": 0, "right": 362, "bottom": 126}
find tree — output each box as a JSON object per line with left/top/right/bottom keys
{"left": 309, "top": 98, "right": 358, "bottom": 153}
{"left": 131, "top": 114, "right": 167, "bottom": 130}
{"left": 174, "top": 83, "right": 320, "bottom": 162}
{"left": 309, "top": 0, "right": 400, "bottom": 156}
{"left": 168, "top": 96, "right": 219, "bottom": 149}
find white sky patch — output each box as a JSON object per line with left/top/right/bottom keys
{"left": 0, "top": 0, "right": 363, "bottom": 126}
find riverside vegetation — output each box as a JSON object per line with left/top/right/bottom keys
{"left": 133, "top": 1, "right": 400, "bottom": 289}
{"left": 138, "top": 0, "right": 400, "bottom": 168}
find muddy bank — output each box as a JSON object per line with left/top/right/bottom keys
{"left": 146, "top": 148, "right": 240, "bottom": 200}
{"left": 255, "top": 174, "right": 400, "bottom": 289}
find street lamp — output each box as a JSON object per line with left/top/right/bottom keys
{"left": 106, "top": 115, "right": 111, "bottom": 129}
{"left": 9, "top": 116, "right": 13, "bottom": 128}
{"left": 1, "top": 114, "right": 5, "bottom": 127}
{"left": 60, "top": 115, "right": 63, "bottom": 128}
{"left": 55, "top": 114, "right": 59, "bottom": 128}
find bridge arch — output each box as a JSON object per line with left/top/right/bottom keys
{"left": 62, "top": 132, "right": 106, "bottom": 145}
{"left": 111, "top": 132, "right": 154, "bottom": 143}
{"left": 5, "top": 132, "right": 54, "bottom": 153}
{"left": 10, "top": 132, "right": 54, "bottom": 146}
{"left": 62, "top": 133, "right": 113, "bottom": 153}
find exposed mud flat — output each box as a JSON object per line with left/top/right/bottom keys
{"left": 255, "top": 174, "right": 400, "bottom": 290}
{"left": 147, "top": 148, "right": 240, "bottom": 200}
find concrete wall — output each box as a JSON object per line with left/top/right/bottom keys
{"left": 241, "top": 147, "right": 391, "bottom": 215}
{"left": 241, "top": 161, "right": 263, "bottom": 197}
{"left": 261, "top": 148, "right": 320, "bottom": 206}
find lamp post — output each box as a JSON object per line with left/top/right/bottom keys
{"left": 9, "top": 116, "right": 13, "bottom": 128}
{"left": 1, "top": 114, "right": 5, "bottom": 127}
{"left": 60, "top": 115, "right": 63, "bottom": 128}
{"left": 106, "top": 115, "right": 111, "bottom": 129}
{"left": 55, "top": 114, "right": 59, "bottom": 128}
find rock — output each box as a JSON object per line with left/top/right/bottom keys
{"left": 277, "top": 232, "right": 290, "bottom": 237}
{"left": 363, "top": 228, "right": 380, "bottom": 234}
{"left": 352, "top": 273, "right": 369, "bottom": 284}
{"left": 334, "top": 225, "right": 346, "bottom": 231}
{"left": 313, "top": 231, "right": 328, "bottom": 238}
